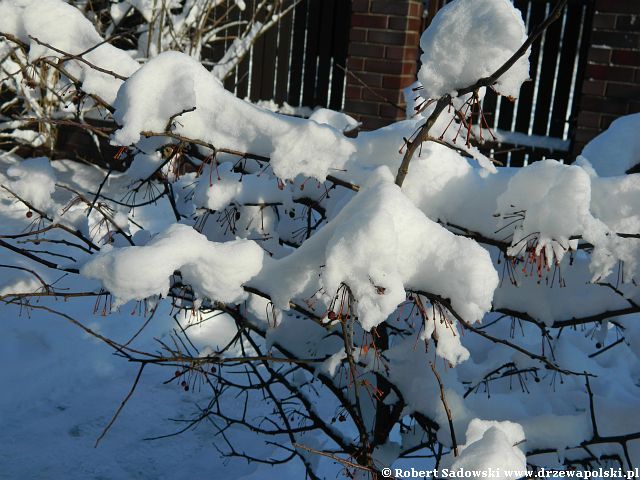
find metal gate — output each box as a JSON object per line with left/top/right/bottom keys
{"left": 209, "top": 0, "right": 352, "bottom": 112}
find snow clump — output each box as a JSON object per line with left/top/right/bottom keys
{"left": 418, "top": 0, "right": 529, "bottom": 100}
{"left": 2, "top": 0, "right": 139, "bottom": 104}
{"left": 112, "top": 51, "right": 354, "bottom": 182}
{"left": 254, "top": 168, "right": 499, "bottom": 331}
{"left": 6, "top": 157, "right": 57, "bottom": 211}
{"left": 577, "top": 113, "right": 640, "bottom": 176}
{"left": 81, "top": 223, "right": 264, "bottom": 305}
{"left": 445, "top": 419, "right": 526, "bottom": 479}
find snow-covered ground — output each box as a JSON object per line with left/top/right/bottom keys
{"left": 0, "top": 157, "right": 306, "bottom": 479}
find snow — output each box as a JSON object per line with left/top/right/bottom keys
{"left": 420, "top": 308, "right": 470, "bottom": 366}
{"left": 0, "top": 0, "right": 37, "bottom": 42}
{"left": 81, "top": 223, "right": 264, "bottom": 305}
{"left": 0, "top": 272, "right": 41, "bottom": 297}
{"left": 12, "top": 0, "right": 139, "bottom": 104}
{"left": 252, "top": 99, "right": 314, "bottom": 118}
{"left": 113, "top": 51, "right": 355, "bottom": 182}
{"left": 192, "top": 163, "right": 287, "bottom": 211}
{"left": 577, "top": 113, "right": 640, "bottom": 176}
{"left": 418, "top": 0, "right": 529, "bottom": 100}
{"left": 113, "top": 52, "right": 205, "bottom": 145}
{"left": 254, "top": 168, "right": 498, "bottom": 331}
{"left": 492, "top": 254, "right": 630, "bottom": 325}
{"left": 6, "top": 156, "right": 57, "bottom": 211}
{"left": 270, "top": 120, "right": 355, "bottom": 180}
{"left": 1, "top": 128, "right": 45, "bottom": 146}
{"left": 320, "top": 347, "right": 346, "bottom": 377}
{"left": 398, "top": 143, "right": 640, "bottom": 293}
{"left": 422, "top": 101, "right": 499, "bottom": 173}
{"left": 124, "top": 0, "right": 180, "bottom": 22}
{"left": 520, "top": 414, "right": 592, "bottom": 452}
{"left": 0, "top": 155, "right": 307, "bottom": 478}
{"left": 440, "top": 419, "right": 526, "bottom": 479}
{"left": 126, "top": 151, "right": 164, "bottom": 181}
{"left": 463, "top": 418, "right": 525, "bottom": 446}
{"left": 308, "top": 108, "right": 360, "bottom": 133}
{"left": 0, "top": 288, "right": 303, "bottom": 479}
{"left": 446, "top": 423, "right": 526, "bottom": 478}
{"left": 590, "top": 174, "right": 640, "bottom": 235}
{"left": 496, "top": 160, "right": 591, "bottom": 263}
{"left": 476, "top": 128, "right": 571, "bottom": 151}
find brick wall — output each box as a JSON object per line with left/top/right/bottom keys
{"left": 573, "top": 0, "right": 640, "bottom": 155}
{"left": 342, "top": 0, "right": 424, "bottom": 130}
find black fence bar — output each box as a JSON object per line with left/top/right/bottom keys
{"left": 209, "top": 0, "right": 351, "bottom": 112}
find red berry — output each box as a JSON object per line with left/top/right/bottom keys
{"left": 174, "top": 370, "right": 181, "bottom": 377}
{"left": 327, "top": 311, "right": 337, "bottom": 321}
{"left": 26, "top": 211, "right": 33, "bottom": 218}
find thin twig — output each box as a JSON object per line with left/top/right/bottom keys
{"left": 430, "top": 362, "right": 458, "bottom": 457}
{"left": 293, "top": 443, "right": 376, "bottom": 474}
{"left": 95, "top": 364, "right": 146, "bottom": 447}
{"left": 29, "top": 35, "right": 128, "bottom": 80}
{"left": 336, "top": 63, "right": 405, "bottom": 113}
{"left": 585, "top": 374, "right": 599, "bottom": 439}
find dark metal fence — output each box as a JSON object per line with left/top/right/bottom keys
{"left": 208, "top": 0, "right": 352, "bottom": 111}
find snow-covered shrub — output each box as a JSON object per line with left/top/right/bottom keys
{"left": 0, "top": 0, "right": 293, "bottom": 151}
{"left": 2, "top": 0, "right": 640, "bottom": 478}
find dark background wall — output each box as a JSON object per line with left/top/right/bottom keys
{"left": 573, "top": 0, "right": 640, "bottom": 155}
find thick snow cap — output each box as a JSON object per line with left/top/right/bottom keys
{"left": 418, "top": 0, "right": 529, "bottom": 100}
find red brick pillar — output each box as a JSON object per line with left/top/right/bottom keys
{"left": 573, "top": 0, "right": 640, "bottom": 155}
{"left": 343, "top": 0, "right": 424, "bottom": 130}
